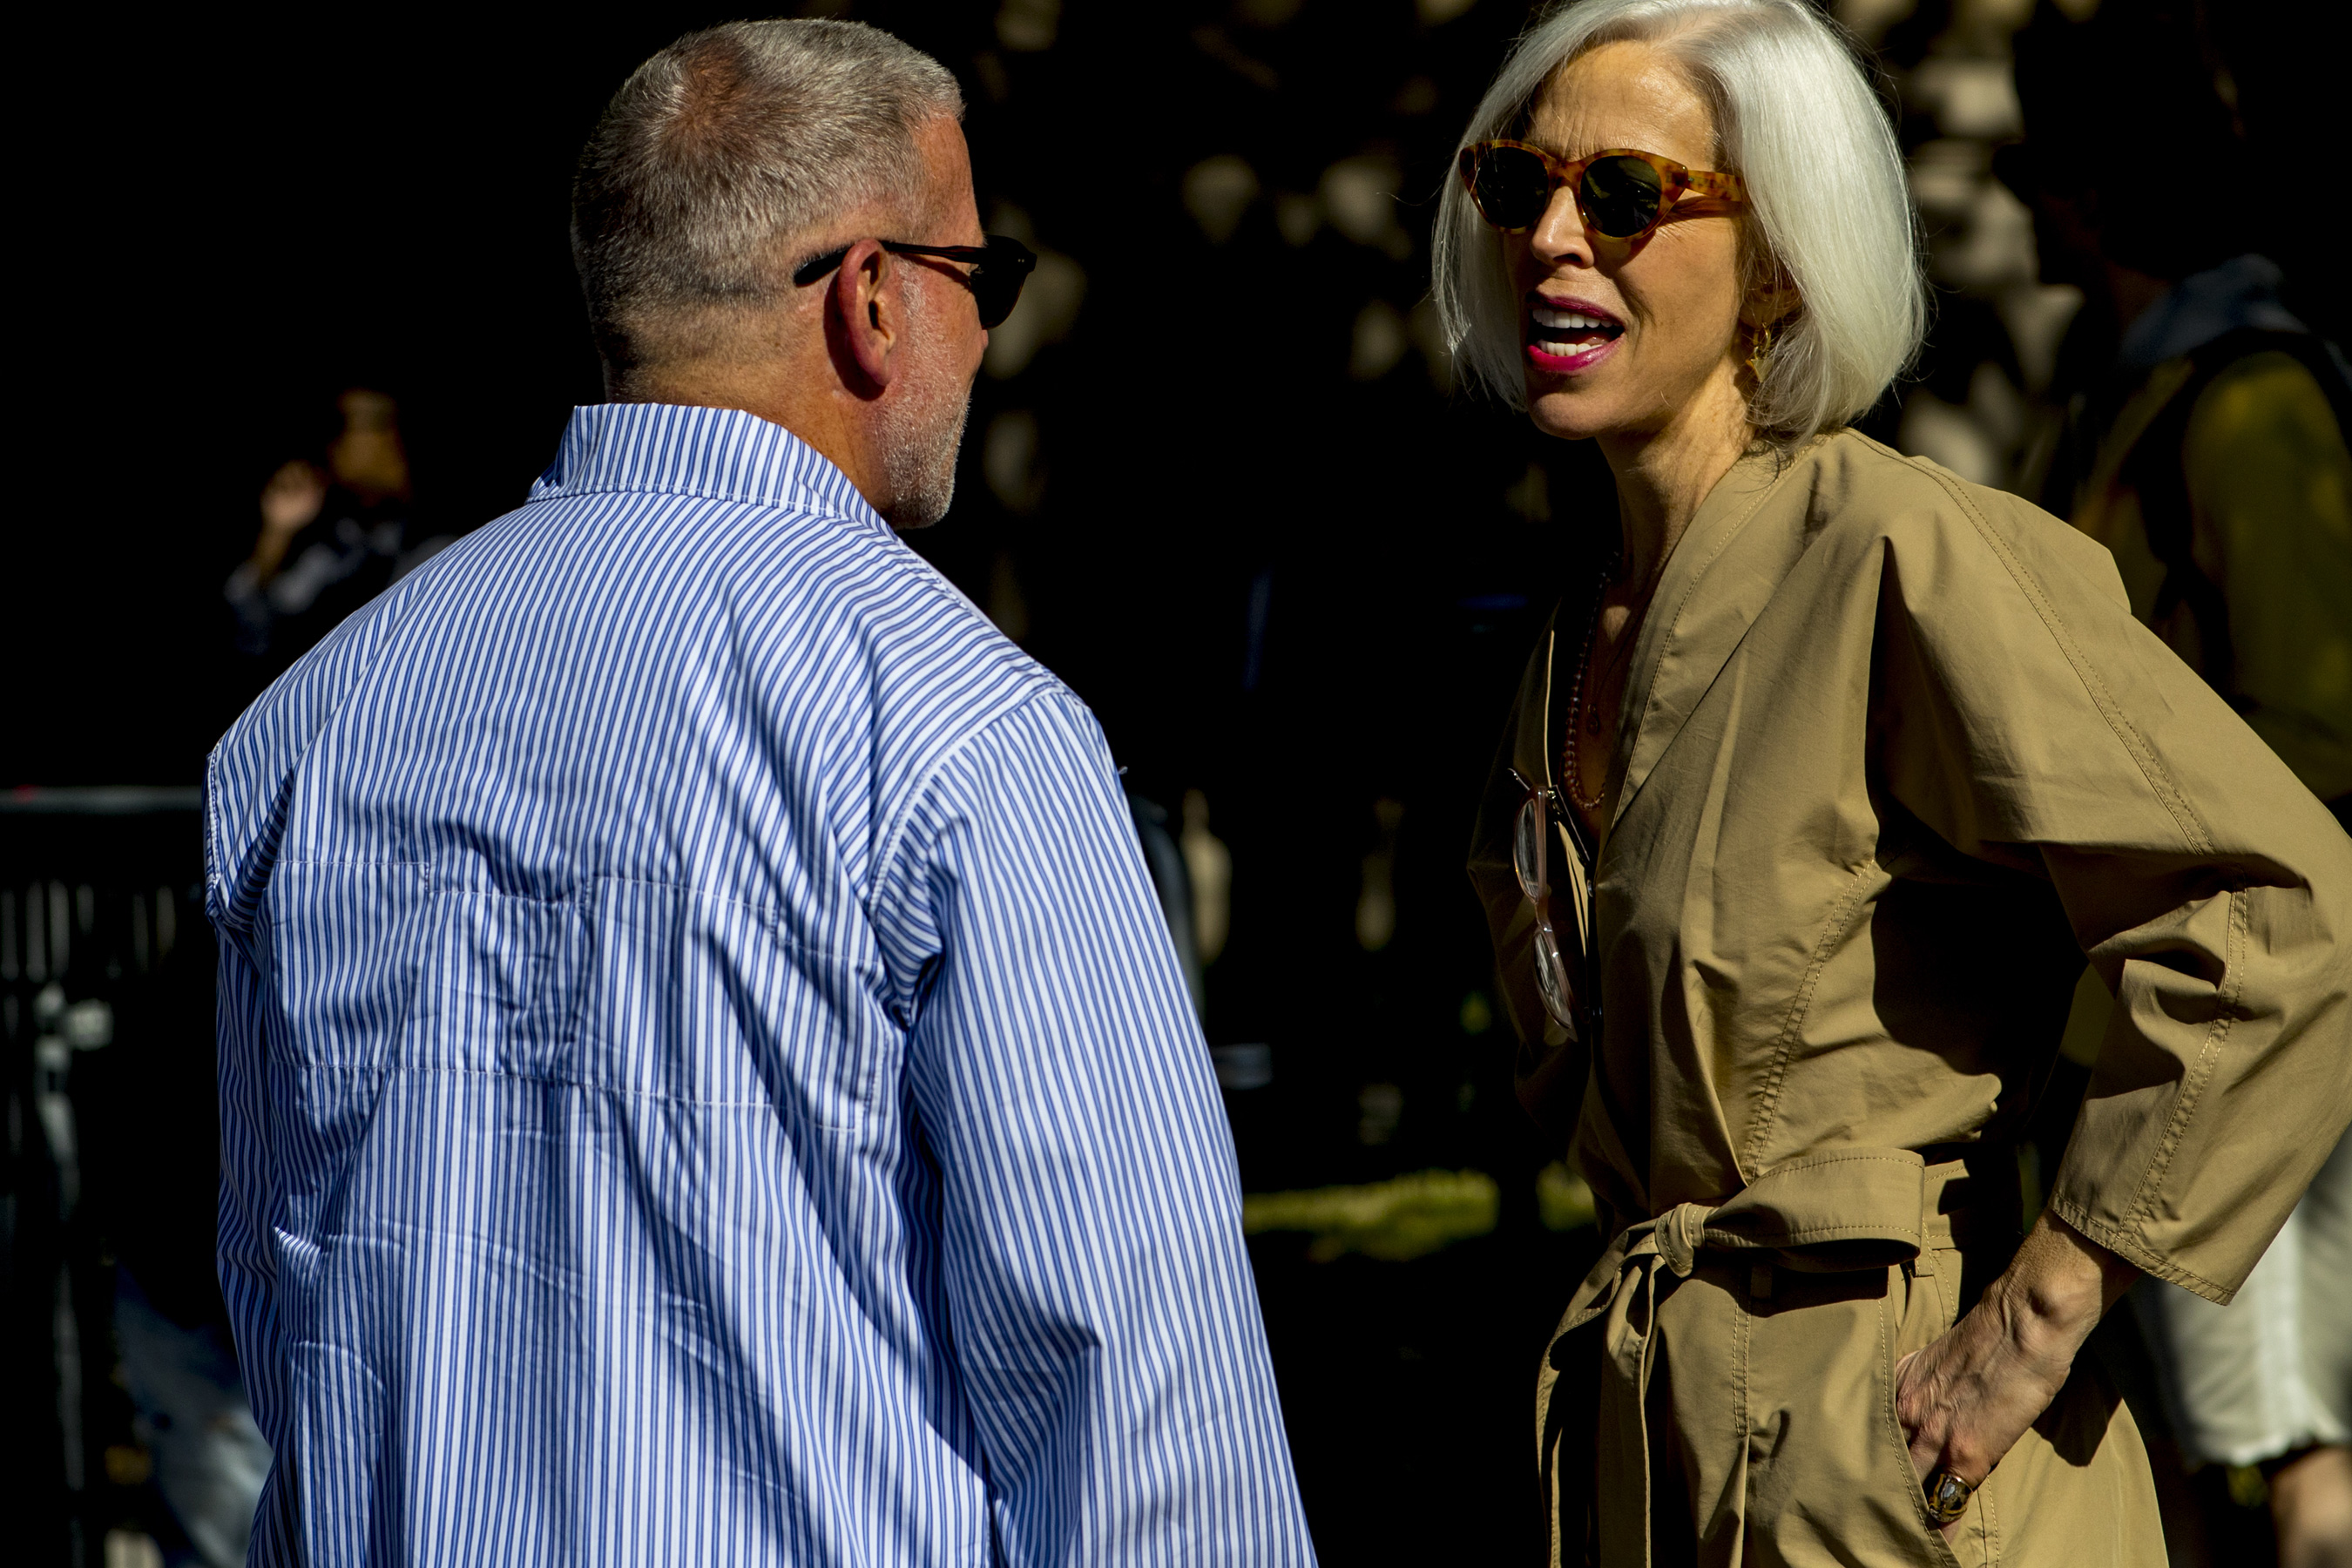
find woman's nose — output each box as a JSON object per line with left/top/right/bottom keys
{"left": 1529, "top": 184, "right": 1592, "bottom": 267}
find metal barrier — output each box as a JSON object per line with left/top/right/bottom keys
{"left": 3, "top": 787, "right": 210, "bottom": 1565}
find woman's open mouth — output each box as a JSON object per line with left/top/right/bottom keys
{"left": 1525, "top": 295, "right": 1624, "bottom": 374}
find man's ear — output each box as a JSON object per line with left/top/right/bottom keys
{"left": 827, "top": 239, "right": 902, "bottom": 397}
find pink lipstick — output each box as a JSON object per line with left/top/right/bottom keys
{"left": 1524, "top": 294, "right": 1624, "bottom": 375}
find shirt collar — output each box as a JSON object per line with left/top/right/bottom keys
{"left": 2116, "top": 253, "right": 2307, "bottom": 372}
{"left": 529, "top": 402, "right": 888, "bottom": 535}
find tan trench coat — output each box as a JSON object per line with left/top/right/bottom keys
{"left": 1470, "top": 430, "right": 2352, "bottom": 1567}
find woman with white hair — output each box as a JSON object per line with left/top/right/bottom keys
{"left": 1446, "top": 2, "right": 2352, "bottom": 1563}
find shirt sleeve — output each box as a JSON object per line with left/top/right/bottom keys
{"left": 210, "top": 886, "right": 289, "bottom": 1457}
{"left": 2184, "top": 351, "right": 2352, "bottom": 802}
{"left": 1872, "top": 478, "right": 2352, "bottom": 1303}
{"left": 871, "top": 690, "right": 1315, "bottom": 1565}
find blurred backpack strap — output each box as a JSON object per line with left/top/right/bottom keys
{"left": 2120, "top": 327, "right": 2352, "bottom": 702}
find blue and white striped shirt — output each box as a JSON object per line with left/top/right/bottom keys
{"left": 206, "top": 403, "right": 1315, "bottom": 1565}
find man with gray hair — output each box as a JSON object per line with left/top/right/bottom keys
{"left": 205, "top": 19, "right": 1315, "bottom": 1564}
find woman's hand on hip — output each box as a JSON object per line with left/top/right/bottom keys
{"left": 1893, "top": 1210, "right": 2139, "bottom": 1518}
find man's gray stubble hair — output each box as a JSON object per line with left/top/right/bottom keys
{"left": 571, "top": 19, "right": 965, "bottom": 381}
{"left": 1430, "top": 0, "right": 1925, "bottom": 447}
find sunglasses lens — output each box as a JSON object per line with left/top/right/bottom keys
{"left": 973, "top": 237, "right": 1037, "bottom": 329}
{"left": 1580, "top": 155, "right": 1665, "bottom": 238}
{"left": 1472, "top": 146, "right": 1555, "bottom": 229}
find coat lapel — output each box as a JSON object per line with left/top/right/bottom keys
{"left": 1607, "top": 439, "right": 1825, "bottom": 832}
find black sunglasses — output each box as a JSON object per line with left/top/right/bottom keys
{"left": 791, "top": 234, "right": 1037, "bottom": 329}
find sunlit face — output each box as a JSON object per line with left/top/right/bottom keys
{"left": 1508, "top": 41, "right": 1749, "bottom": 443}
{"left": 879, "top": 118, "right": 989, "bottom": 528}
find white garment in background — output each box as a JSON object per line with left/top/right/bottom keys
{"left": 2136, "top": 1127, "right": 2352, "bottom": 1468}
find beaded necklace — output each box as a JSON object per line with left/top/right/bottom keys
{"left": 1564, "top": 554, "right": 1651, "bottom": 816}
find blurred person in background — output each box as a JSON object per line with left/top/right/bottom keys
{"left": 204, "top": 18, "right": 1308, "bottom": 1564}
{"left": 2006, "top": 3, "right": 2351, "bottom": 827}
{"left": 2005, "top": 6, "right": 2352, "bottom": 1565}
{"left": 223, "top": 387, "right": 451, "bottom": 679}
{"left": 1439, "top": 1, "right": 2352, "bottom": 1564}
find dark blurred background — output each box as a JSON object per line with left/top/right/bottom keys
{"left": 8, "top": 1, "right": 2342, "bottom": 1563}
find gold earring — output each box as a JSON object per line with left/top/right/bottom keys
{"left": 1746, "top": 322, "right": 1775, "bottom": 377}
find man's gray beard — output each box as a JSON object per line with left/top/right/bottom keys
{"left": 876, "top": 281, "right": 971, "bottom": 529}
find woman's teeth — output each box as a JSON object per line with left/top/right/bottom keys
{"left": 1531, "top": 305, "right": 1623, "bottom": 348}
{"left": 1532, "top": 306, "right": 1615, "bottom": 331}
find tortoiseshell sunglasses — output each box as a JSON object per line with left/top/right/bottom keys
{"left": 1458, "top": 141, "right": 1747, "bottom": 240}
{"left": 793, "top": 234, "right": 1037, "bottom": 328}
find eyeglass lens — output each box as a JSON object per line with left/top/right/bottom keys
{"left": 1532, "top": 923, "right": 1577, "bottom": 1037}
{"left": 1513, "top": 794, "right": 1548, "bottom": 902}
{"left": 1473, "top": 148, "right": 1666, "bottom": 239}
{"left": 972, "top": 238, "right": 1036, "bottom": 330}
{"left": 1512, "top": 789, "right": 1580, "bottom": 1037}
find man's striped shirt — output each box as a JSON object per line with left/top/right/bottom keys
{"left": 206, "top": 402, "right": 1314, "bottom": 1565}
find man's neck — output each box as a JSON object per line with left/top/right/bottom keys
{"left": 618, "top": 349, "right": 880, "bottom": 504}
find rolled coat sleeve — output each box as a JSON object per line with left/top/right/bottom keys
{"left": 871, "top": 691, "right": 1313, "bottom": 1565}
{"left": 1871, "top": 471, "right": 2352, "bottom": 1303}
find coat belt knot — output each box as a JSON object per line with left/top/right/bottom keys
{"left": 1540, "top": 1146, "right": 1938, "bottom": 1567}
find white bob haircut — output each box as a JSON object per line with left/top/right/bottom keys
{"left": 1431, "top": 0, "right": 1924, "bottom": 446}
